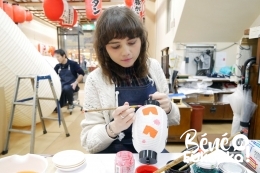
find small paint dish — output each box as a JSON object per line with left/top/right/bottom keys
{"left": 218, "top": 162, "right": 247, "bottom": 173}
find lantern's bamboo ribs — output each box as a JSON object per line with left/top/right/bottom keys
{"left": 84, "top": 105, "right": 141, "bottom": 112}
{"left": 178, "top": 131, "right": 243, "bottom": 171}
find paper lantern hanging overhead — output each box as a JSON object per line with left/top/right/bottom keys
{"left": 48, "top": 46, "right": 56, "bottom": 57}
{"left": 12, "top": 4, "right": 26, "bottom": 23}
{"left": 59, "top": 8, "right": 78, "bottom": 28}
{"left": 125, "top": 0, "right": 133, "bottom": 7}
{"left": 0, "top": 0, "right": 3, "bottom": 9}
{"left": 125, "top": 0, "right": 145, "bottom": 21}
{"left": 43, "top": 0, "right": 65, "bottom": 21}
{"left": 3, "top": 1, "right": 13, "bottom": 20}
{"left": 25, "top": 10, "right": 33, "bottom": 22}
{"left": 85, "top": 0, "right": 102, "bottom": 20}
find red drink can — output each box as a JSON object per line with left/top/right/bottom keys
{"left": 115, "top": 151, "right": 135, "bottom": 173}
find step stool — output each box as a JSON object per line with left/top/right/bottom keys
{"left": 2, "top": 74, "right": 70, "bottom": 154}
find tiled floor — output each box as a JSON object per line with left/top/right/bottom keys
{"left": 0, "top": 83, "right": 232, "bottom": 158}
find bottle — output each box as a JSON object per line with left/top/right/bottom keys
{"left": 115, "top": 151, "right": 135, "bottom": 173}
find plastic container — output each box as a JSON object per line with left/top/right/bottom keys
{"left": 165, "top": 160, "right": 191, "bottom": 173}
{"left": 192, "top": 160, "right": 218, "bottom": 173}
{"left": 135, "top": 165, "right": 158, "bottom": 173}
{"left": 190, "top": 105, "right": 205, "bottom": 132}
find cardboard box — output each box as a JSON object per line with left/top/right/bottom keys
{"left": 183, "top": 94, "right": 198, "bottom": 103}
{"left": 242, "top": 140, "right": 260, "bottom": 172}
{"left": 197, "top": 94, "right": 215, "bottom": 103}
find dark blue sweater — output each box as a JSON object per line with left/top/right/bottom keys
{"left": 54, "top": 59, "right": 85, "bottom": 79}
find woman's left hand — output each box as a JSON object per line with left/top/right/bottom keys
{"left": 150, "top": 92, "right": 171, "bottom": 114}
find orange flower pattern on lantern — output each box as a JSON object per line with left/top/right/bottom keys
{"left": 142, "top": 107, "right": 158, "bottom": 116}
{"left": 143, "top": 125, "right": 158, "bottom": 138}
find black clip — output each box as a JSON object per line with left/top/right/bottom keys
{"left": 144, "top": 96, "right": 160, "bottom": 106}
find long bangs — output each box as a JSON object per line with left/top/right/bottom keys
{"left": 99, "top": 9, "right": 144, "bottom": 45}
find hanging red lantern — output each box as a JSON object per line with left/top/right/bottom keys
{"left": 12, "top": 4, "right": 26, "bottom": 23}
{"left": 48, "top": 46, "right": 55, "bottom": 57}
{"left": 0, "top": 0, "right": 3, "bottom": 9}
{"left": 59, "top": 9, "right": 78, "bottom": 28}
{"left": 3, "top": 1, "right": 13, "bottom": 20}
{"left": 43, "top": 0, "right": 65, "bottom": 21}
{"left": 125, "top": 0, "right": 133, "bottom": 7}
{"left": 85, "top": 0, "right": 102, "bottom": 20}
{"left": 25, "top": 10, "right": 33, "bottom": 21}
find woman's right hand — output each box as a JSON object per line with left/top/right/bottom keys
{"left": 109, "top": 102, "right": 135, "bottom": 135}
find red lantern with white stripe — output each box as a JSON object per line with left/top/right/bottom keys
{"left": 132, "top": 104, "right": 168, "bottom": 164}
{"left": 125, "top": 0, "right": 145, "bottom": 21}
{"left": 43, "top": 0, "right": 73, "bottom": 24}
{"left": 85, "top": 0, "right": 102, "bottom": 20}
{"left": 59, "top": 8, "right": 78, "bottom": 28}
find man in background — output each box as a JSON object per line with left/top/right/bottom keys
{"left": 54, "top": 49, "right": 85, "bottom": 110}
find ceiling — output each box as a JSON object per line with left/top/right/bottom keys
{"left": 174, "top": 0, "right": 260, "bottom": 42}
{"left": 5, "top": 0, "right": 125, "bottom": 27}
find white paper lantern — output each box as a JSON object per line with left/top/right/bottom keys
{"left": 0, "top": 9, "right": 61, "bottom": 127}
{"left": 132, "top": 104, "right": 168, "bottom": 164}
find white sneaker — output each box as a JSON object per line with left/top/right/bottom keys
{"left": 68, "top": 104, "right": 74, "bottom": 110}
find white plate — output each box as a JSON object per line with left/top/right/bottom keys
{"left": 55, "top": 162, "right": 87, "bottom": 172}
{"left": 55, "top": 159, "right": 86, "bottom": 169}
{"left": 52, "top": 150, "right": 85, "bottom": 167}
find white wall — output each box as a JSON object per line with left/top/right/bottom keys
{"left": 145, "top": 1, "right": 156, "bottom": 58}
{"left": 251, "top": 14, "right": 260, "bottom": 27}
{"left": 18, "top": 19, "right": 57, "bottom": 49}
{"left": 155, "top": 0, "right": 186, "bottom": 62}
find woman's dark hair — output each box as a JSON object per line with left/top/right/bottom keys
{"left": 94, "top": 6, "right": 149, "bottom": 83}
{"left": 54, "top": 49, "right": 67, "bottom": 58}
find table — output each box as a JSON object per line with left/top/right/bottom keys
{"left": 45, "top": 150, "right": 254, "bottom": 173}
{"left": 46, "top": 153, "right": 182, "bottom": 173}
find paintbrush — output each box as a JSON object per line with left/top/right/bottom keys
{"left": 84, "top": 105, "right": 142, "bottom": 112}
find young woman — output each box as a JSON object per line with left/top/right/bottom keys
{"left": 80, "top": 6, "right": 180, "bottom": 154}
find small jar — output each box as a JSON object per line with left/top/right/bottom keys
{"left": 115, "top": 151, "right": 135, "bottom": 173}
{"left": 165, "top": 160, "right": 191, "bottom": 173}
{"left": 218, "top": 162, "right": 247, "bottom": 173}
{"left": 192, "top": 160, "right": 218, "bottom": 173}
